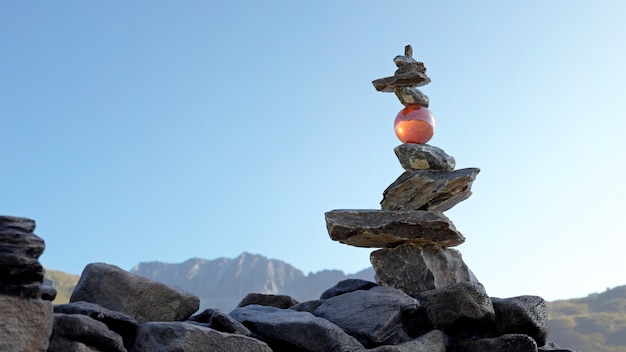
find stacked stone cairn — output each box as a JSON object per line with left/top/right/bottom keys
{"left": 323, "top": 46, "right": 579, "bottom": 352}
{"left": 0, "top": 47, "right": 580, "bottom": 351}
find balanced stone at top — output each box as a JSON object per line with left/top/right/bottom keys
{"left": 372, "top": 45, "right": 431, "bottom": 93}
{"left": 394, "top": 144, "right": 455, "bottom": 171}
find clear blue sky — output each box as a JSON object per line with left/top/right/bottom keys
{"left": 2, "top": 1, "right": 625, "bottom": 301}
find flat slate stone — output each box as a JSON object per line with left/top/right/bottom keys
{"left": 393, "top": 144, "right": 455, "bottom": 171}
{"left": 371, "top": 244, "right": 474, "bottom": 296}
{"left": 325, "top": 210, "right": 464, "bottom": 248}
{"left": 381, "top": 168, "right": 479, "bottom": 212}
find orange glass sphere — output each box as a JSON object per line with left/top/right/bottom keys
{"left": 394, "top": 105, "right": 435, "bottom": 144}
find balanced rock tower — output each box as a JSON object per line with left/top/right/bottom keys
{"left": 325, "top": 45, "right": 480, "bottom": 297}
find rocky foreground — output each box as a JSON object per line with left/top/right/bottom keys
{"left": 1, "top": 215, "right": 580, "bottom": 352}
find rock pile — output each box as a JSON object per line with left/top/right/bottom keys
{"left": 0, "top": 216, "right": 53, "bottom": 352}
{"left": 326, "top": 143, "right": 479, "bottom": 296}
{"left": 1, "top": 215, "right": 580, "bottom": 351}
{"left": 323, "top": 143, "right": 578, "bottom": 351}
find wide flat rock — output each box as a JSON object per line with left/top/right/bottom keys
{"left": 381, "top": 168, "right": 479, "bottom": 212}
{"left": 325, "top": 210, "right": 464, "bottom": 248}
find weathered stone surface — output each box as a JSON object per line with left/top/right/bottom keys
{"left": 230, "top": 304, "right": 365, "bottom": 352}
{"left": 325, "top": 210, "right": 464, "bottom": 248}
{"left": 451, "top": 333, "right": 538, "bottom": 352}
{"left": 0, "top": 216, "right": 46, "bottom": 298}
{"left": 289, "top": 299, "right": 325, "bottom": 313}
{"left": 371, "top": 243, "right": 475, "bottom": 296}
{"left": 368, "top": 329, "right": 447, "bottom": 352}
{"left": 49, "top": 313, "right": 126, "bottom": 352}
{"left": 418, "top": 282, "right": 495, "bottom": 336}
{"left": 373, "top": 46, "right": 431, "bottom": 93}
{"left": 0, "top": 295, "right": 53, "bottom": 352}
{"left": 70, "top": 262, "right": 199, "bottom": 323}
{"left": 42, "top": 278, "right": 57, "bottom": 301}
{"left": 320, "top": 279, "right": 378, "bottom": 299}
{"left": 492, "top": 295, "right": 549, "bottom": 346}
{"left": 314, "top": 286, "right": 428, "bottom": 347}
{"left": 0, "top": 215, "right": 36, "bottom": 233}
{"left": 54, "top": 301, "right": 138, "bottom": 347}
{"left": 394, "top": 144, "right": 456, "bottom": 171}
{"left": 131, "top": 321, "right": 272, "bottom": 352}
{"left": 373, "top": 60, "right": 430, "bottom": 92}
{"left": 188, "top": 308, "right": 252, "bottom": 336}
{"left": 237, "top": 292, "right": 298, "bottom": 309}
{"left": 381, "top": 168, "right": 480, "bottom": 212}
{"left": 394, "top": 87, "right": 429, "bottom": 107}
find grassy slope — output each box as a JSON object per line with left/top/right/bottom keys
{"left": 44, "top": 268, "right": 80, "bottom": 305}
{"left": 547, "top": 286, "right": 626, "bottom": 352}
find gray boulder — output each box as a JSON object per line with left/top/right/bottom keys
{"left": 49, "top": 313, "right": 126, "bottom": 352}
{"left": 368, "top": 330, "right": 448, "bottom": 352}
{"left": 0, "top": 294, "right": 53, "bottom": 352}
{"left": 54, "top": 301, "right": 137, "bottom": 347}
{"left": 187, "top": 308, "right": 252, "bottom": 336}
{"left": 289, "top": 299, "right": 325, "bottom": 313}
{"left": 371, "top": 243, "right": 475, "bottom": 296}
{"left": 418, "top": 282, "right": 495, "bottom": 336}
{"left": 393, "top": 144, "right": 455, "bottom": 171}
{"left": 314, "top": 286, "right": 428, "bottom": 347}
{"left": 230, "top": 304, "right": 365, "bottom": 351}
{"left": 325, "top": 210, "right": 464, "bottom": 248}
{"left": 42, "top": 278, "right": 57, "bottom": 301}
{"left": 237, "top": 292, "right": 298, "bottom": 309}
{"left": 130, "top": 321, "right": 271, "bottom": 352}
{"left": 381, "top": 168, "right": 479, "bottom": 212}
{"left": 70, "top": 262, "right": 199, "bottom": 323}
{"left": 492, "top": 295, "right": 549, "bottom": 346}
{"left": 320, "top": 279, "right": 378, "bottom": 299}
{"left": 451, "top": 333, "right": 537, "bottom": 352}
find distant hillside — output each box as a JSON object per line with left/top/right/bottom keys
{"left": 548, "top": 285, "right": 626, "bottom": 352}
{"left": 44, "top": 268, "right": 80, "bottom": 304}
{"left": 130, "top": 252, "right": 375, "bottom": 311}
{"left": 44, "top": 255, "right": 626, "bottom": 350}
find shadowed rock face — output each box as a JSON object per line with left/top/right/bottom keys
{"left": 0, "top": 216, "right": 53, "bottom": 352}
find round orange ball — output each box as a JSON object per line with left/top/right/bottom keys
{"left": 394, "top": 105, "right": 435, "bottom": 144}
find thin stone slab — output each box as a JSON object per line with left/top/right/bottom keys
{"left": 325, "top": 210, "right": 464, "bottom": 248}
{"left": 370, "top": 244, "right": 474, "bottom": 296}
{"left": 394, "top": 144, "right": 455, "bottom": 171}
{"left": 381, "top": 168, "right": 479, "bottom": 212}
